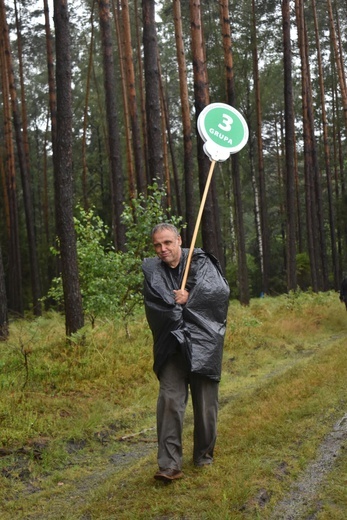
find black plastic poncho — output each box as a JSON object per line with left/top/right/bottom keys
{"left": 142, "top": 248, "right": 230, "bottom": 381}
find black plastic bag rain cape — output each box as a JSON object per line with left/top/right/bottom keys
{"left": 142, "top": 248, "right": 230, "bottom": 381}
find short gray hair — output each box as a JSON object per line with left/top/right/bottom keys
{"left": 151, "top": 223, "right": 180, "bottom": 238}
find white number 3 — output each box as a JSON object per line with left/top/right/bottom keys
{"left": 218, "top": 113, "right": 233, "bottom": 132}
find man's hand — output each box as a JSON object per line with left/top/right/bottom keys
{"left": 173, "top": 289, "right": 189, "bottom": 305}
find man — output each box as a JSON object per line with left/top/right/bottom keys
{"left": 142, "top": 223, "right": 229, "bottom": 482}
{"left": 339, "top": 276, "right": 347, "bottom": 310}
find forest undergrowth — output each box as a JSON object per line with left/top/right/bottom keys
{"left": 1, "top": 291, "right": 347, "bottom": 519}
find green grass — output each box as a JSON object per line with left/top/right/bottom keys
{"left": 0, "top": 291, "right": 347, "bottom": 518}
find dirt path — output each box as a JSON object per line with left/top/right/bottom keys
{"left": 270, "top": 412, "right": 347, "bottom": 519}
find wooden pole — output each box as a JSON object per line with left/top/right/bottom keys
{"left": 180, "top": 159, "right": 216, "bottom": 290}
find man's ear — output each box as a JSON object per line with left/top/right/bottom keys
{"left": 178, "top": 235, "right": 182, "bottom": 245}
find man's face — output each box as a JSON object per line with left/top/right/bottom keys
{"left": 152, "top": 228, "right": 182, "bottom": 268}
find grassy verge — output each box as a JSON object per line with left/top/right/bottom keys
{"left": 317, "top": 444, "right": 347, "bottom": 520}
{"left": 0, "top": 291, "right": 347, "bottom": 518}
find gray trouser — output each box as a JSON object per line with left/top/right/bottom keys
{"left": 156, "top": 351, "right": 219, "bottom": 471}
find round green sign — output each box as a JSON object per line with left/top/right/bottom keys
{"left": 197, "top": 102, "right": 249, "bottom": 161}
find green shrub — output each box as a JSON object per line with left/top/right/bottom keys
{"left": 46, "top": 183, "right": 184, "bottom": 329}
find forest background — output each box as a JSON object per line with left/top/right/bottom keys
{"left": 0, "top": 0, "right": 347, "bottom": 336}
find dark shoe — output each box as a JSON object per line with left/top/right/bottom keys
{"left": 154, "top": 468, "right": 183, "bottom": 482}
{"left": 194, "top": 458, "right": 213, "bottom": 468}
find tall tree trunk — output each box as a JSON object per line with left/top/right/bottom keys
{"left": 14, "top": 0, "right": 30, "bottom": 174}
{"left": 275, "top": 112, "right": 286, "bottom": 281}
{"left": 98, "top": 0, "right": 126, "bottom": 250}
{"left": 53, "top": 0, "right": 84, "bottom": 336}
{"left": 0, "top": 11, "right": 23, "bottom": 316}
{"left": 142, "top": 0, "right": 164, "bottom": 186}
{"left": 189, "top": 0, "right": 223, "bottom": 264}
{"left": 134, "top": 0, "right": 149, "bottom": 183}
{"left": 158, "top": 67, "right": 181, "bottom": 213}
{"left": 114, "top": 0, "right": 136, "bottom": 200}
{"left": 173, "top": 0, "right": 194, "bottom": 245}
{"left": 250, "top": 138, "right": 263, "bottom": 275}
{"left": 251, "top": 0, "right": 270, "bottom": 294}
{"left": 312, "top": 0, "right": 338, "bottom": 289}
{"left": 326, "top": 0, "right": 347, "bottom": 130}
{"left": 81, "top": 0, "right": 95, "bottom": 210}
{"left": 1, "top": 0, "right": 42, "bottom": 316}
{"left": 303, "top": 4, "right": 328, "bottom": 290}
{"left": 0, "top": 244, "right": 8, "bottom": 340}
{"left": 0, "top": 154, "right": 10, "bottom": 238}
{"left": 43, "top": 0, "right": 58, "bottom": 293}
{"left": 331, "top": 1, "right": 347, "bottom": 269}
{"left": 332, "top": 70, "right": 346, "bottom": 272}
{"left": 43, "top": 114, "right": 50, "bottom": 243}
{"left": 44, "top": 0, "right": 57, "bottom": 149}
{"left": 158, "top": 57, "right": 185, "bottom": 216}
{"left": 219, "top": 0, "right": 249, "bottom": 303}
{"left": 120, "top": 0, "right": 146, "bottom": 195}
{"left": 282, "top": 0, "right": 297, "bottom": 291}
{"left": 295, "top": 0, "right": 319, "bottom": 291}
{"left": 159, "top": 78, "right": 171, "bottom": 207}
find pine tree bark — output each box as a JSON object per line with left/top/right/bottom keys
{"left": 81, "top": 0, "right": 95, "bottom": 210}
{"left": 0, "top": 9, "right": 23, "bottom": 316}
{"left": 159, "top": 80, "right": 171, "bottom": 207}
{"left": 295, "top": 0, "right": 323, "bottom": 291}
{"left": 326, "top": 0, "right": 347, "bottom": 130}
{"left": 158, "top": 68, "right": 176, "bottom": 210}
{"left": 0, "top": 244, "right": 8, "bottom": 340}
{"left": 44, "top": 0, "right": 57, "bottom": 148}
{"left": 120, "top": 0, "right": 146, "bottom": 195}
{"left": 219, "top": 0, "right": 249, "bottom": 303}
{"left": 98, "top": 0, "right": 126, "bottom": 250}
{"left": 1, "top": 0, "right": 42, "bottom": 316}
{"left": 173, "top": 0, "right": 194, "bottom": 245}
{"left": 14, "top": 0, "right": 30, "bottom": 174}
{"left": 114, "top": 0, "right": 136, "bottom": 200}
{"left": 332, "top": 73, "right": 346, "bottom": 274}
{"left": 304, "top": 2, "right": 328, "bottom": 290}
{"left": 43, "top": 0, "right": 57, "bottom": 289}
{"left": 251, "top": 0, "right": 270, "bottom": 294}
{"left": 282, "top": 0, "right": 297, "bottom": 291}
{"left": 312, "top": 0, "right": 339, "bottom": 289}
{"left": 53, "top": 0, "right": 84, "bottom": 336}
{"left": 189, "top": 0, "right": 223, "bottom": 265}
{"left": 142, "top": 0, "right": 164, "bottom": 186}
{"left": 134, "top": 0, "right": 149, "bottom": 183}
